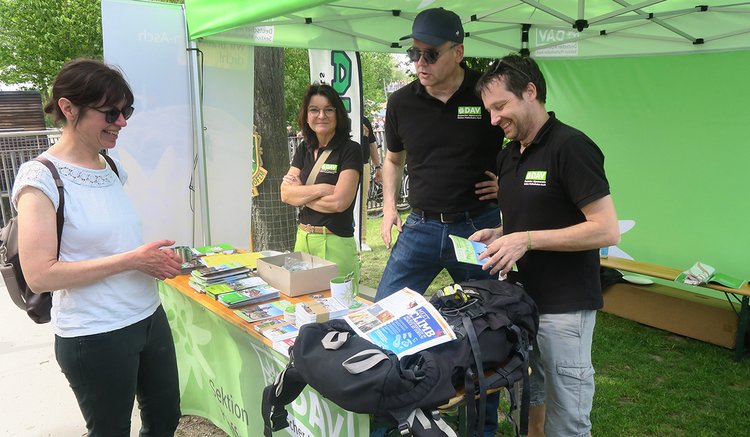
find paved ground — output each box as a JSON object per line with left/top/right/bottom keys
{"left": 0, "top": 282, "right": 141, "bottom": 437}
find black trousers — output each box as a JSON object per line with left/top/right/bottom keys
{"left": 55, "top": 305, "right": 181, "bottom": 437}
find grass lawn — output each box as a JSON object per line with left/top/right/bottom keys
{"left": 360, "top": 214, "right": 750, "bottom": 436}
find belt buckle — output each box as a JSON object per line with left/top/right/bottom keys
{"left": 439, "top": 212, "right": 448, "bottom": 223}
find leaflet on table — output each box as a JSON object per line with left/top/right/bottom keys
{"left": 191, "top": 263, "right": 250, "bottom": 281}
{"left": 204, "top": 276, "right": 268, "bottom": 296}
{"left": 343, "top": 288, "right": 456, "bottom": 358}
{"left": 272, "top": 337, "right": 296, "bottom": 358}
{"left": 254, "top": 318, "right": 299, "bottom": 342}
{"left": 192, "top": 243, "right": 236, "bottom": 256}
{"left": 217, "top": 285, "right": 280, "bottom": 308}
{"left": 448, "top": 234, "right": 489, "bottom": 266}
{"left": 234, "top": 300, "right": 293, "bottom": 323}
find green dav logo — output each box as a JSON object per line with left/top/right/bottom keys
{"left": 457, "top": 106, "right": 482, "bottom": 119}
{"left": 321, "top": 163, "right": 338, "bottom": 174}
{"left": 524, "top": 170, "right": 547, "bottom": 186}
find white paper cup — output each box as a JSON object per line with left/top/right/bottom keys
{"left": 330, "top": 276, "right": 354, "bottom": 307}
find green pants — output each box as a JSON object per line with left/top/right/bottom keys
{"left": 294, "top": 228, "right": 360, "bottom": 291}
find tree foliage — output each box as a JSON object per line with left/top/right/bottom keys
{"left": 0, "top": 0, "right": 103, "bottom": 100}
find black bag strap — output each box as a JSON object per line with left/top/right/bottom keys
{"left": 261, "top": 365, "right": 307, "bottom": 437}
{"left": 462, "top": 314, "right": 486, "bottom": 437}
{"left": 100, "top": 152, "right": 120, "bottom": 178}
{"left": 34, "top": 156, "right": 63, "bottom": 257}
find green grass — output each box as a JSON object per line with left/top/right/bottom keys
{"left": 360, "top": 215, "right": 750, "bottom": 436}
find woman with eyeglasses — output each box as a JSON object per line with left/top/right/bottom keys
{"left": 281, "top": 83, "right": 363, "bottom": 287}
{"left": 12, "top": 58, "right": 181, "bottom": 436}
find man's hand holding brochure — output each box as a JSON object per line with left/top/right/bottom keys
{"left": 343, "top": 288, "right": 455, "bottom": 358}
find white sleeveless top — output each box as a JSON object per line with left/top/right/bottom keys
{"left": 11, "top": 152, "right": 159, "bottom": 337}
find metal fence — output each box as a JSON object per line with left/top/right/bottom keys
{"left": 0, "top": 129, "right": 61, "bottom": 226}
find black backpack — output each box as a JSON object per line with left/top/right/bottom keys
{"left": 262, "top": 318, "right": 459, "bottom": 437}
{"left": 429, "top": 279, "right": 539, "bottom": 436}
{"left": 0, "top": 153, "right": 118, "bottom": 323}
{"left": 261, "top": 279, "right": 538, "bottom": 437}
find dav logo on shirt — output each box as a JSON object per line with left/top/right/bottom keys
{"left": 320, "top": 163, "right": 338, "bottom": 174}
{"left": 524, "top": 170, "right": 547, "bottom": 187}
{"left": 457, "top": 106, "right": 482, "bottom": 119}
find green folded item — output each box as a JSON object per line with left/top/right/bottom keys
{"left": 675, "top": 262, "right": 745, "bottom": 289}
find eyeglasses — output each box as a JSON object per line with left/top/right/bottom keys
{"left": 87, "top": 106, "right": 135, "bottom": 123}
{"left": 406, "top": 44, "right": 458, "bottom": 65}
{"left": 308, "top": 107, "right": 336, "bottom": 117}
{"left": 488, "top": 60, "right": 532, "bottom": 83}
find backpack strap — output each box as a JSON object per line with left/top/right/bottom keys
{"left": 461, "top": 314, "right": 486, "bottom": 437}
{"left": 99, "top": 152, "right": 120, "bottom": 179}
{"left": 261, "top": 364, "right": 307, "bottom": 437}
{"left": 34, "top": 157, "right": 63, "bottom": 257}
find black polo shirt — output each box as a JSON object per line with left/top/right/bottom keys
{"left": 385, "top": 68, "right": 504, "bottom": 212}
{"left": 291, "top": 134, "right": 363, "bottom": 237}
{"left": 497, "top": 113, "right": 610, "bottom": 314}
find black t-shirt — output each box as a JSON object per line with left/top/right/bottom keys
{"left": 497, "top": 113, "right": 610, "bottom": 314}
{"left": 385, "top": 68, "right": 504, "bottom": 212}
{"left": 360, "top": 117, "right": 377, "bottom": 162}
{"left": 291, "top": 134, "right": 363, "bottom": 237}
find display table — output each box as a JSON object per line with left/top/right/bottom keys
{"left": 159, "top": 275, "right": 370, "bottom": 436}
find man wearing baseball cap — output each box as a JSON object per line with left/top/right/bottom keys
{"left": 375, "top": 7, "right": 504, "bottom": 436}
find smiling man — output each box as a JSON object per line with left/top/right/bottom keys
{"left": 472, "top": 54, "right": 620, "bottom": 437}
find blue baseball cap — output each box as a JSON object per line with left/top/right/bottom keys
{"left": 400, "top": 8, "right": 464, "bottom": 46}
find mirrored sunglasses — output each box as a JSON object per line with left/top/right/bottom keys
{"left": 406, "top": 44, "right": 457, "bottom": 65}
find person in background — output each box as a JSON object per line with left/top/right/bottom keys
{"left": 472, "top": 54, "right": 620, "bottom": 437}
{"left": 359, "top": 116, "right": 382, "bottom": 252}
{"left": 374, "top": 7, "right": 503, "bottom": 436}
{"left": 12, "top": 58, "right": 181, "bottom": 436}
{"left": 281, "top": 83, "right": 363, "bottom": 285}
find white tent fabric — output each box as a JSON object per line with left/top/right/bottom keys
{"left": 185, "top": 0, "right": 750, "bottom": 58}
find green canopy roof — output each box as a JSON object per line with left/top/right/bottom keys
{"left": 184, "top": 0, "right": 750, "bottom": 58}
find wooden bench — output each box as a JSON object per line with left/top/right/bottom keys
{"left": 600, "top": 257, "right": 750, "bottom": 361}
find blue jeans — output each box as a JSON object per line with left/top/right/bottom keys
{"left": 375, "top": 206, "right": 501, "bottom": 436}
{"left": 55, "top": 306, "right": 180, "bottom": 437}
{"left": 375, "top": 206, "right": 501, "bottom": 301}
{"left": 529, "top": 310, "right": 597, "bottom": 437}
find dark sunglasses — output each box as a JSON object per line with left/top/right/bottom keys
{"left": 406, "top": 44, "right": 458, "bottom": 64}
{"left": 88, "top": 106, "right": 135, "bottom": 123}
{"left": 488, "top": 59, "right": 532, "bottom": 82}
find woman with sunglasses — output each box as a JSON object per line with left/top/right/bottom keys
{"left": 281, "top": 83, "right": 363, "bottom": 287}
{"left": 12, "top": 58, "right": 181, "bottom": 436}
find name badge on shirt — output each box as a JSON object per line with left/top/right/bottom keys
{"left": 321, "top": 163, "right": 339, "bottom": 174}
{"left": 457, "top": 106, "right": 482, "bottom": 120}
{"left": 524, "top": 170, "right": 547, "bottom": 187}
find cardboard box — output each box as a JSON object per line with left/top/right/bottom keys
{"left": 602, "top": 282, "right": 738, "bottom": 348}
{"left": 256, "top": 252, "right": 339, "bottom": 297}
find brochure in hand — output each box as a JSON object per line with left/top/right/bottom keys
{"left": 343, "top": 287, "right": 456, "bottom": 358}
{"left": 449, "top": 234, "right": 489, "bottom": 265}
{"left": 234, "top": 300, "right": 293, "bottom": 323}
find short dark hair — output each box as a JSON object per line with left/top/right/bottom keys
{"left": 475, "top": 54, "right": 547, "bottom": 103}
{"left": 44, "top": 58, "right": 134, "bottom": 126}
{"left": 297, "top": 83, "right": 352, "bottom": 146}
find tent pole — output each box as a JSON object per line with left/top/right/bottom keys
{"left": 186, "top": 37, "right": 211, "bottom": 246}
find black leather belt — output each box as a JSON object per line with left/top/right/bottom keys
{"left": 412, "top": 206, "right": 494, "bottom": 224}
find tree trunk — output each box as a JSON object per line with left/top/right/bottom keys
{"left": 251, "top": 46, "right": 298, "bottom": 252}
